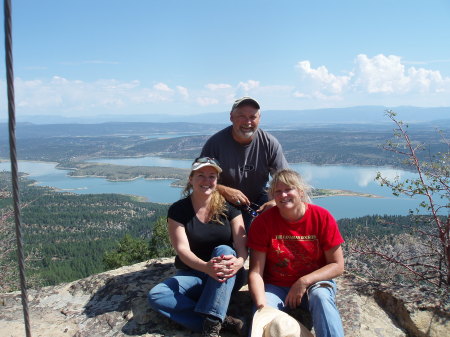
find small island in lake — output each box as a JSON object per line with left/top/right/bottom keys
{"left": 312, "top": 188, "right": 381, "bottom": 199}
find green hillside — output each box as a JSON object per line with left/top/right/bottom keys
{"left": 0, "top": 172, "right": 169, "bottom": 289}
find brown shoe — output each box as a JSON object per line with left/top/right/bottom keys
{"left": 202, "top": 317, "right": 222, "bottom": 337}
{"left": 222, "top": 315, "right": 247, "bottom": 336}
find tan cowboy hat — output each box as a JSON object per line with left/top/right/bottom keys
{"left": 251, "top": 306, "right": 314, "bottom": 337}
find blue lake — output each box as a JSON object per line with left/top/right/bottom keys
{"left": 0, "top": 158, "right": 422, "bottom": 219}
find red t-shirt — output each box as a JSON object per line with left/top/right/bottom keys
{"left": 247, "top": 204, "right": 344, "bottom": 287}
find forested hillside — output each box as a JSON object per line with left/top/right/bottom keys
{"left": 0, "top": 172, "right": 169, "bottom": 290}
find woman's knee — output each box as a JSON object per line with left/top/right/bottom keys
{"left": 307, "top": 285, "right": 336, "bottom": 310}
{"left": 148, "top": 282, "right": 171, "bottom": 307}
{"left": 307, "top": 285, "right": 344, "bottom": 336}
{"left": 265, "top": 284, "right": 289, "bottom": 310}
{"left": 211, "top": 244, "right": 236, "bottom": 257}
{"left": 308, "top": 293, "right": 340, "bottom": 331}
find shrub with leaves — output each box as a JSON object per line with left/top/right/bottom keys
{"left": 103, "top": 216, "right": 175, "bottom": 269}
{"left": 350, "top": 111, "right": 449, "bottom": 305}
{"left": 148, "top": 216, "right": 175, "bottom": 258}
{"left": 103, "top": 234, "right": 152, "bottom": 269}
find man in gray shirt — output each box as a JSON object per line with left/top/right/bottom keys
{"left": 200, "top": 97, "right": 289, "bottom": 230}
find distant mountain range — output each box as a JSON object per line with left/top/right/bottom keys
{"left": 261, "top": 106, "right": 450, "bottom": 127}
{"left": 1, "top": 105, "right": 449, "bottom": 128}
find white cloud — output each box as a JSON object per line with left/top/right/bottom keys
{"left": 233, "top": 80, "right": 261, "bottom": 99}
{"left": 205, "top": 83, "right": 232, "bottom": 90}
{"left": 293, "top": 91, "right": 309, "bottom": 98}
{"left": 3, "top": 53, "right": 450, "bottom": 117}
{"left": 196, "top": 97, "right": 219, "bottom": 106}
{"left": 176, "top": 86, "right": 189, "bottom": 99}
{"left": 296, "top": 61, "right": 350, "bottom": 95}
{"left": 153, "top": 82, "right": 173, "bottom": 92}
{"left": 406, "top": 66, "right": 447, "bottom": 93}
{"left": 237, "top": 80, "right": 260, "bottom": 92}
{"left": 353, "top": 54, "right": 450, "bottom": 95}
{"left": 353, "top": 54, "right": 410, "bottom": 93}
{"left": 16, "top": 78, "right": 63, "bottom": 108}
{"left": 10, "top": 77, "right": 180, "bottom": 114}
{"left": 294, "top": 54, "right": 450, "bottom": 103}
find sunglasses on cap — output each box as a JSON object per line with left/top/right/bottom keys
{"left": 194, "top": 157, "right": 220, "bottom": 166}
{"left": 192, "top": 157, "right": 222, "bottom": 173}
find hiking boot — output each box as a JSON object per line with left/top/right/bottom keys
{"left": 202, "top": 316, "right": 222, "bottom": 337}
{"left": 222, "top": 315, "right": 246, "bottom": 336}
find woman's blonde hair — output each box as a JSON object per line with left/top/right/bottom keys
{"left": 268, "top": 169, "right": 312, "bottom": 203}
{"left": 183, "top": 170, "right": 227, "bottom": 225}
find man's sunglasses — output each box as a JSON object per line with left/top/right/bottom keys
{"left": 241, "top": 202, "right": 260, "bottom": 218}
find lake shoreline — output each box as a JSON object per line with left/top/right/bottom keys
{"left": 4, "top": 158, "right": 423, "bottom": 220}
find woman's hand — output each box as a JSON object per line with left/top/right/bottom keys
{"left": 285, "top": 277, "right": 310, "bottom": 309}
{"left": 284, "top": 245, "right": 345, "bottom": 309}
{"left": 203, "top": 257, "right": 226, "bottom": 282}
{"left": 211, "top": 255, "right": 244, "bottom": 281}
{"left": 257, "top": 199, "right": 276, "bottom": 213}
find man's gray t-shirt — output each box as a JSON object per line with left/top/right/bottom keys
{"left": 200, "top": 126, "right": 289, "bottom": 202}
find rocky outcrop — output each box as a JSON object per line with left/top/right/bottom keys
{"left": 0, "top": 258, "right": 448, "bottom": 337}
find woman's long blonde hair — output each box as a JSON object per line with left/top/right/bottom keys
{"left": 268, "top": 169, "right": 312, "bottom": 203}
{"left": 183, "top": 171, "right": 227, "bottom": 225}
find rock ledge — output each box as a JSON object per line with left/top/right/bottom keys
{"left": 1, "top": 258, "right": 448, "bottom": 337}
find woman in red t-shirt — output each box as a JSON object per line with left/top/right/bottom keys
{"left": 248, "top": 169, "right": 345, "bottom": 337}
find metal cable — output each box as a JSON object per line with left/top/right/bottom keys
{"left": 4, "top": 0, "right": 32, "bottom": 336}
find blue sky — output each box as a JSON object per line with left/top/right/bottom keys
{"left": 1, "top": 0, "right": 450, "bottom": 118}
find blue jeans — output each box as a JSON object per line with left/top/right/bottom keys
{"left": 148, "top": 245, "right": 245, "bottom": 332}
{"left": 262, "top": 280, "right": 344, "bottom": 337}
